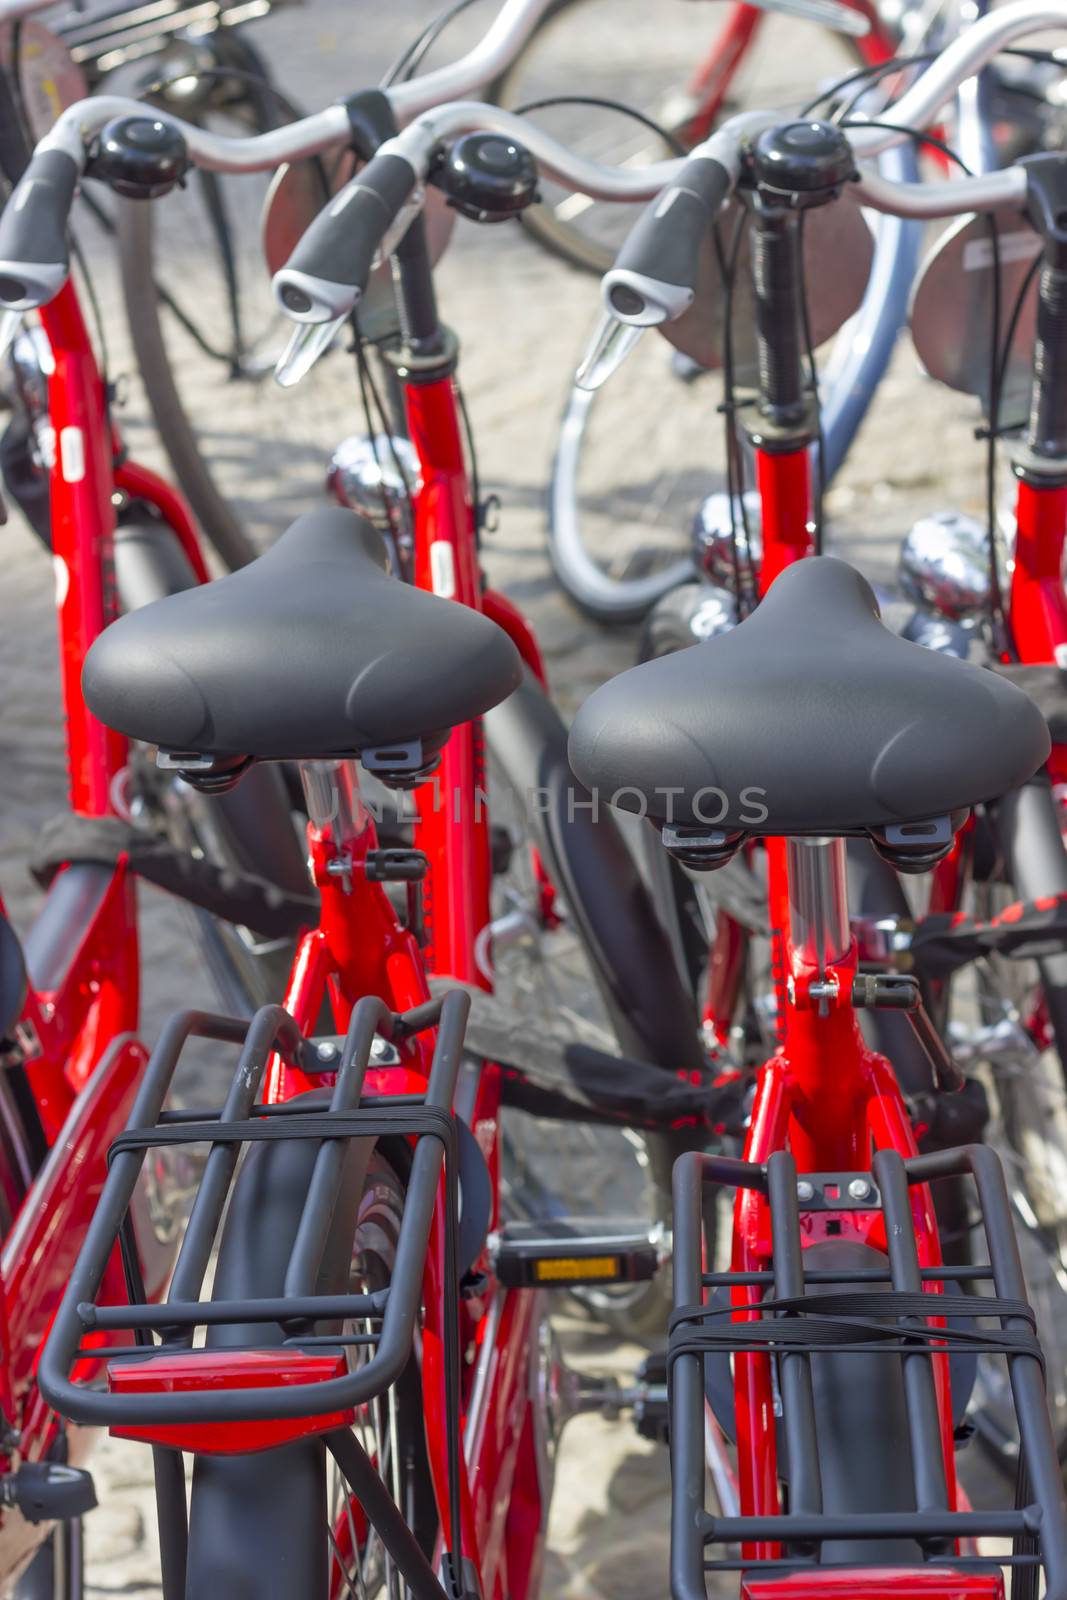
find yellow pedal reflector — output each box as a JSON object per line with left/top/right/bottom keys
{"left": 534, "top": 1255, "right": 620, "bottom": 1283}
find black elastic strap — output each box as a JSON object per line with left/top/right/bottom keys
{"left": 32, "top": 812, "right": 319, "bottom": 939}
{"left": 667, "top": 1287, "right": 1043, "bottom": 1371}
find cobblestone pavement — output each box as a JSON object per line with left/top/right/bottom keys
{"left": 0, "top": 1, "right": 1010, "bottom": 1595}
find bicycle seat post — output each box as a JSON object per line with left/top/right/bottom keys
{"left": 786, "top": 835, "right": 850, "bottom": 978}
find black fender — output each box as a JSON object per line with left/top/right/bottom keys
{"left": 184, "top": 1116, "right": 373, "bottom": 1600}
{"left": 485, "top": 671, "right": 703, "bottom": 1073}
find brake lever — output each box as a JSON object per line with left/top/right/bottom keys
{"left": 727, "top": 0, "right": 869, "bottom": 33}
{"left": 372, "top": 185, "right": 426, "bottom": 272}
{"left": 575, "top": 312, "right": 646, "bottom": 393}
{"left": 0, "top": 311, "right": 22, "bottom": 366}
{"left": 274, "top": 314, "right": 347, "bottom": 388}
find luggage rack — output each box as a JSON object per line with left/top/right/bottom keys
{"left": 669, "top": 1144, "right": 1067, "bottom": 1600}
{"left": 37, "top": 988, "right": 469, "bottom": 1437}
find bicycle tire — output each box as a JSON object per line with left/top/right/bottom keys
{"left": 485, "top": 674, "right": 705, "bottom": 1337}
{"left": 114, "top": 26, "right": 294, "bottom": 571}
{"left": 959, "top": 872, "right": 1067, "bottom": 1474}
{"left": 184, "top": 1129, "right": 435, "bottom": 1598}
{"left": 117, "top": 198, "right": 256, "bottom": 572}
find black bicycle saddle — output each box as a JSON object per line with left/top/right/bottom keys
{"left": 83, "top": 507, "right": 523, "bottom": 762}
{"left": 569, "top": 556, "right": 1050, "bottom": 835}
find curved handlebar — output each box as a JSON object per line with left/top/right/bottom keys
{"left": 0, "top": 0, "right": 1060, "bottom": 315}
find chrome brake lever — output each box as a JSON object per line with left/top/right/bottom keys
{"left": 372, "top": 185, "right": 426, "bottom": 272}
{"left": 575, "top": 313, "right": 646, "bottom": 393}
{"left": 274, "top": 314, "right": 347, "bottom": 388}
{"left": 0, "top": 310, "right": 22, "bottom": 365}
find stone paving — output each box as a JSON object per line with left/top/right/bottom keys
{"left": 0, "top": 0, "right": 1014, "bottom": 1595}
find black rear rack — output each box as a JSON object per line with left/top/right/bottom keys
{"left": 38, "top": 988, "right": 469, "bottom": 1430}
{"left": 669, "top": 1143, "right": 1067, "bottom": 1600}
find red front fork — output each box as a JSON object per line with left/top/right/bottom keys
{"left": 41, "top": 282, "right": 127, "bottom": 815}
{"left": 406, "top": 376, "right": 492, "bottom": 989}
{"left": 756, "top": 446, "right": 813, "bottom": 593}
{"left": 1010, "top": 474, "right": 1067, "bottom": 787}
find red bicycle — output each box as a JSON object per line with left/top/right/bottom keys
{"left": 6, "top": 5, "right": 1067, "bottom": 1597}
{"left": 0, "top": 14, "right": 720, "bottom": 1590}
{"left": 587, "top": 0, "right": 1067, "bottom": 1470}
{"left": 0, "top": 45, "right": 320, "bottom": 1600}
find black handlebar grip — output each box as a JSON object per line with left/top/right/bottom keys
{"left": 273, "top": 149, "right": 417, "bottom": 324}
{"left": 0, "top": 148, "right": 79, "bottom": 310}
{"left": 606, "top": 155, "right": 732, "bottom": 322}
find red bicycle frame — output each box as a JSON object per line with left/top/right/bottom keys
{"left": 731, "top": 839, "right": 963, "bottom": 1581}
{"left": 236, "top": 360, "right": 554, "bottom": 1598}
{"left": 0, "top": 277, "right": 211, "bottom": 1581}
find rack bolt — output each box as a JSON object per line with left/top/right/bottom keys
{"left": 315, "top": 1042, "right": 339, "bottom": 1065}
{"left": 848, "top": 1177, "right": 872, "bottom": 1201}
{"left": 796, "top": 1180, "right": 815, "bottom": 1203}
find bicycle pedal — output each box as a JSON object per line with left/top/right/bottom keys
{"left": 633, "top": 1350, "right": 669, "bottom": 1445}
{"left": 0, "top": 1461, "right": 97, "bottom": 1523}
{"left": 489, "top": 1217, "right": 661, "bottom": 1289}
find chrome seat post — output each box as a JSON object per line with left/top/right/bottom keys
{"left": 786, "top": 837, "right": 850, "bottom": 977}
{"left": 300, "top": 759, "right": 367, "bottom": 838}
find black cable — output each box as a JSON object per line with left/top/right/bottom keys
{"left": 984, "top": 210, "right": 1010, "bottom": 653}
{"left": 801, "top": 44, "right": 1067, "bottom": 126}
{"left": 455, "top": 381, "right": 482, "bottom": 543}
{"left": 70, "top": 231, "right": 110, "bottom": 387}
{"left": 715, "top": 206, "right": 753, "bottom": 616}
{"left": 796, "top": 213, "right": 825, "bottom": 556}
{"left": 352, "top": 331, "right": 408, "bottom": 564}
{"left": 992, "top": 249, "right": 1041, "bottom": 424}
{"left": 799, "top": 51, "right": 939, "bottom": 120}
{"left": 839, "top": 117, "right": 973, "bottom": 172}
{"left": 381, "top": 0, "right": 485, "bottom": 89}
{"left": 8, "top": 20, "right": 31, "bottom": 158}
{"left": 512, "top": 94, "right": 688, "bottom": 158}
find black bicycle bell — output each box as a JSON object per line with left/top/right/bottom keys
{"left": 431, "top": 132, "right": 539, "bottom": 222}
{"left": 750, "top": 120, "right": 856, "bottom": 207}
{"left": 88, "top": 116, "right": 189, "bottom": 200}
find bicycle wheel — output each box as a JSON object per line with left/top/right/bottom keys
{"left": 490, "top": 0, "right": 870, "bottom": 276}
{"left": 486, "top": 696, "right": 697, "bottom": 1336}
{"left": 550, "top": 336, "right": 737, "bottom": 624}
{"left": 184, "top": 1134, "right": 436, "bottom": 1598}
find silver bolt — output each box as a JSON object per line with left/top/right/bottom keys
{"left": 315, "top": 1041, "right": 339, "bottom": 1065}
{"left": 848, "top": 1177, "right": 872, "bottom": 1201}
{"left": 796, "top": 1180, "right": 815, "bottom": 1203}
